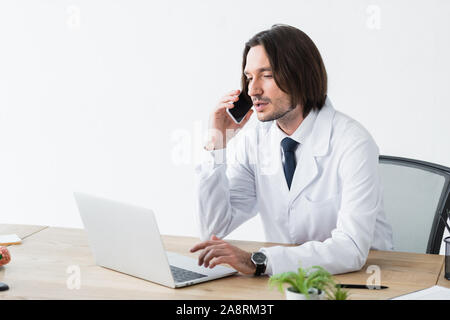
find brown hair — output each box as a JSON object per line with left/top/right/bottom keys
{"left": 241, "top": 24, "right": 327, "bottom": 117}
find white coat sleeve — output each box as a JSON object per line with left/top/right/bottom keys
{"left": 261, "top": 127, "right": 382, "bottom": 275}
{"left": 195, "top": 135, "right": 258, "bottom": 241}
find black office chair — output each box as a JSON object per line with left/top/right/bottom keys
{"left": 379, "top": 155, "right": 450, "bottom": 254}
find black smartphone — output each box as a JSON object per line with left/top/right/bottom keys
{"left": 226, "top": 92, "right": 253, "bottom": 124}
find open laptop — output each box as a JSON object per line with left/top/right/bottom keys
{"left": 73, "top": 192, "right": 237, "bottom": 288}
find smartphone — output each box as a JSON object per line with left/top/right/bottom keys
{"left": 226, "top": 92, "right": 253, "bottom": 124}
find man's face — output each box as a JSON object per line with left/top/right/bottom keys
{"left": 244, "top": 45, "right": 295, "bottom": 122}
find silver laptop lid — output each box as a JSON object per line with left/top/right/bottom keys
{"left": 74, "top": 192, "right": 175, "bottom": 288}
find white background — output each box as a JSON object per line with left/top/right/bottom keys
{"left": 0, "top": 1, "right": 449, "bottom": 248}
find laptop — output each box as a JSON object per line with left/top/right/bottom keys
{"left": 73, "top": 192, "right": 237, "bottom": 288}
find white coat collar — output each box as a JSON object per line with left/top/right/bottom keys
{"left": 308, "top": 96, "right": 336, "bottom": 157}
{"left": 286, "top": 96, "right": 335, "bottom": 201}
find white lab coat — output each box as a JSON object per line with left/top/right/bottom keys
{"left": 195, "top": 97, "right": 393, "bottom": 275}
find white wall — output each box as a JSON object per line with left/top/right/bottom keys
{"left": 0, "top": 1, "right": 449, "bottom": 249}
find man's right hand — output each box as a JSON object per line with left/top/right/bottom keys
{"left": 205, "top": 89, "right": 254, "bottom": 150}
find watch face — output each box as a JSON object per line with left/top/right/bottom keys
{"left": 252, "top": 252, "right": 266, "bottom": 264}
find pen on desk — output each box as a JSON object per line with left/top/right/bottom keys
{"left": 336, "top": 284, "right": 388, "bottom": 290}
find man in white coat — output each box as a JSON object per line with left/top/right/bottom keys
{"left": 190, "top": 25, "right": 393, "bottom": 276}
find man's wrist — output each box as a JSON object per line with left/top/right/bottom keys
{"left": 204, "top": 141, "right": 226, "bottom": 151}
{"left": 204, "top": 139, "right": 216, "bottom": 151}
{"left": 204, "top": 129, "right": 230, "bottom": 151}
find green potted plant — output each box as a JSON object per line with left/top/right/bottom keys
{"left": 268, "top": 265, "right": 349, "bottom": 300}
{"left": 330, "top": 283, "right": 350, "bottom": 300}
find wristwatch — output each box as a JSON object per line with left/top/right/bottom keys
{"left": 251, "top": 252, "right": 267, "bottom": 276}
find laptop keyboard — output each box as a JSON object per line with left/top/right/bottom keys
{"left": 170, "top": 265, "right": 207, "bottom": 283}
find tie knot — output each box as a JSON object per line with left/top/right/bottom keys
{"left": 281, "top": 137, "right": 299, "bottom": 153}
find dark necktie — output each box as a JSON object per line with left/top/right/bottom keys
{"left": 281, "top": 137, "right": 299, "bottom": 190}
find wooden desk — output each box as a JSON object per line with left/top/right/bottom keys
{"left": 0, "top": 224, "right": 48, "bottom": 241}
{"left": 0, "top": 225, "right": 448, "bottom": 300}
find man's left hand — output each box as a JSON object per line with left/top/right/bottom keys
{"left": 190, "top": 235, "right": 256, "bottom": 275}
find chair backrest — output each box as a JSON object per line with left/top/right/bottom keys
{"left": 379, "top": 156, "right": 450, "bottom": 254}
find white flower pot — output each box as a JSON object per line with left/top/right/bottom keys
{"left": 285, "top": 287, "right": 325, "bottom": 300}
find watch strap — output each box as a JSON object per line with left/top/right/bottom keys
{"left": 254, "top": 262, "right": 266, "bottom": 276}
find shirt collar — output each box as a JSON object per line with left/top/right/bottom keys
{"left": 272, "top": 108, "right": 318, "bottom": 145}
